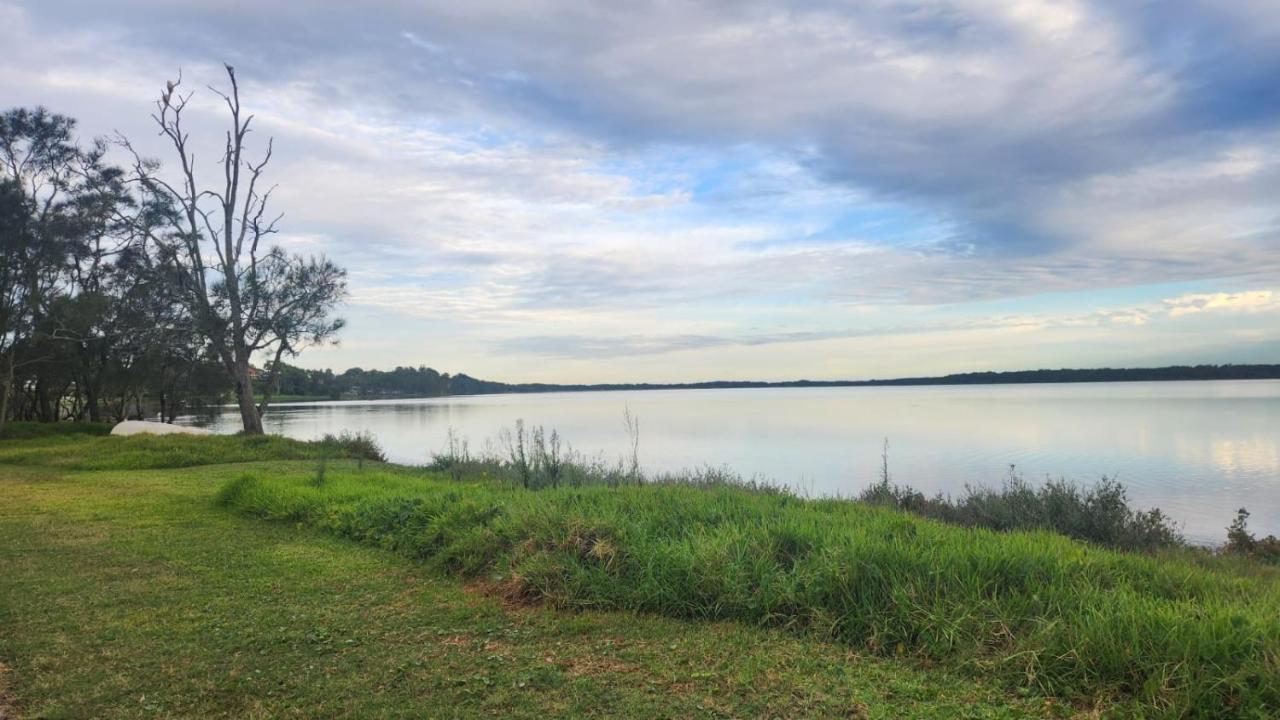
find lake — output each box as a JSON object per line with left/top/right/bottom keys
{"left": 190, "top": 380, "right": 1280, "bottom": 544}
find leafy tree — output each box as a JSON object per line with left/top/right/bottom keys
{"left": 2, "top": 105, "right": 232, "bottom": 426}
{"left": 46, "top": 141, "right": 139, "bottom": 421}
{"left": 0, "top": 109, "right": 85, "bottom": 426}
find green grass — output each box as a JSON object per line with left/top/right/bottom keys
{"left": 0, "top": 429, "right": 383, "bottom": 471}
{"left": 0, "top": 433, "right": 1072, "bottom": 718}
{"left": 257, "top": 393, "right": 334, "bottom": 403}
{"left": 220, "top": 467, "right": 1280, "bottom": 718}
{"left": 0, "top": 421, "right": 112, "bottom": 441}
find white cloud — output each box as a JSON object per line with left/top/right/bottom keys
{"left": 3, "top": 0, "right": 1280, "bottom": 379}
{"left": 1165, "top": 291, "right": 1278, "bottom": 319}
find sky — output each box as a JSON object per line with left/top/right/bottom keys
{"left": 2, "top": 0, "right": 1278, "bottom": 383}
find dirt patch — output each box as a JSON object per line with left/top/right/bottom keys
{"left": 481, "top": 640, "right": 511, "bottom": 653}
{"left": 562, "top": 655, "right": 635, "bottom": 677}
{"left": 439, "top": 634, "right": 472, "bottom": 648}
{"left": 464, "top": 578, "right": 540, "bottom": 611}
{"left": 0, "top": 660, "right": 17, "bottom": 720}
{"left": 1069, "top": 702, "right": 1106, "bottom": 720}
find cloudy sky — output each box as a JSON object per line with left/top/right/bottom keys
{"left": 3, "top": 0, "right": 1278, "bottom": 382}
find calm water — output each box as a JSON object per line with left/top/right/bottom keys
{"left": 190, "top": 380, "right": 1280, "bottom": 543}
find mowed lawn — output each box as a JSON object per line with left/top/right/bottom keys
{"left": 0, "top": 450, "right": 1063, "bottom": 718}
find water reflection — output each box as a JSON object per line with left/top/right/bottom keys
{"left": 191, "top": 380, "right": 1280, "bottom": 543}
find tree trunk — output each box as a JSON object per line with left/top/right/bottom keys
{"left": 0, "top": 351, "right": 12, "bottom": 431}
{"left": 84, "top": 379, "right": 101, "bottom": 423}
{"left": 234, "top": 361, "right": 263, "bottom": 434}
{"left": 34, "top": 378, "right": 53, "bottom": 423}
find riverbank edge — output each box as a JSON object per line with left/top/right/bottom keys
{"left": 0, "top": 426, "right": 1075, "bottom": 718}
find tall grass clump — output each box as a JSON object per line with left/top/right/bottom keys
{"left": 318, "top": 430, "right": 386, "bottom": 463}
{"left": 218, "top": 466, "right": 1280, "bottom": 718}
{"left": 859, "top": 464, "right": 1182, "bottom": 552}
{"left": 428, "top": 428, "right": 505, "bottom": 481}
{"left": 428, "top": 415, "right": 653, "bottom": 490}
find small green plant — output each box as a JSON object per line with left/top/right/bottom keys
{"left": 531, "top": 426, "right": 564, "bottom": 487}
{"left": 503, "top": 420, "right": 532, "bottom": 489}
{"left": 313, "top": 457, "right": 328, "bottom": 488}
{"left": 213, "top": 473, "right": 258, "bottom": 506}
{"left": 623, "top": 407, "right": 641, "bottom": 484}
{"left": 435, "top": 428, "right": 471, "bottom": 481}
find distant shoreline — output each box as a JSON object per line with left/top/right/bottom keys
{"left": 261, "top": 363, "right": 1280, "bottom": 403}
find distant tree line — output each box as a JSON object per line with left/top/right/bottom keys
{"left": 471, "top": 363, "right": 1280, "bottom": 393}
{"left": 273, "top": 363, "right": 1280, "bottom": 401}
{"left": 271, "top": 364, "right": 508, "bottom": 400}
{"left": 869, "top": 365, "right": 1280, "bottom": 386}
{"left": 0, "top": 67, "right": 345, "bottom": 432}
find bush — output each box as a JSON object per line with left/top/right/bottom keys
{"left": 858, "top": 466, "right": 1182, "bottom": 552}
{"left": 1224, "top": 508, "right": 1280, "bottom": 565}
{"left": 317, "top": 431, "right": 387, "bottom": 463}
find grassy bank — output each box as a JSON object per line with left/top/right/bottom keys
{"left": 216, "top": 462, "right": 1280, "bottom": 718}
{"left": 0, "top": 420, "right": 111, "bottom": 441}
{"left": 3, "top": 428, "right": 1278, "bottom": 717}
{"left": 0, "top": 429, "right": 1068, "bottom": 718}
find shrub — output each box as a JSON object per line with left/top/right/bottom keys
{"left": 318, "top": 431, "right": 387, "bottom": 463}
{"left": 1224, "top": 508, "right": 1280, "bottom": 565}
{"left": 858, "top": 466, "right": 1182, "bottom": 552}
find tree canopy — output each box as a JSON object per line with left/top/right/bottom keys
{"left": 0, "top": 68, "right": 347, "bottom": 429}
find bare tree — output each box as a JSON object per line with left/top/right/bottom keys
{"left": 123, "top": 65, "right": 346, "bottom": 433}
